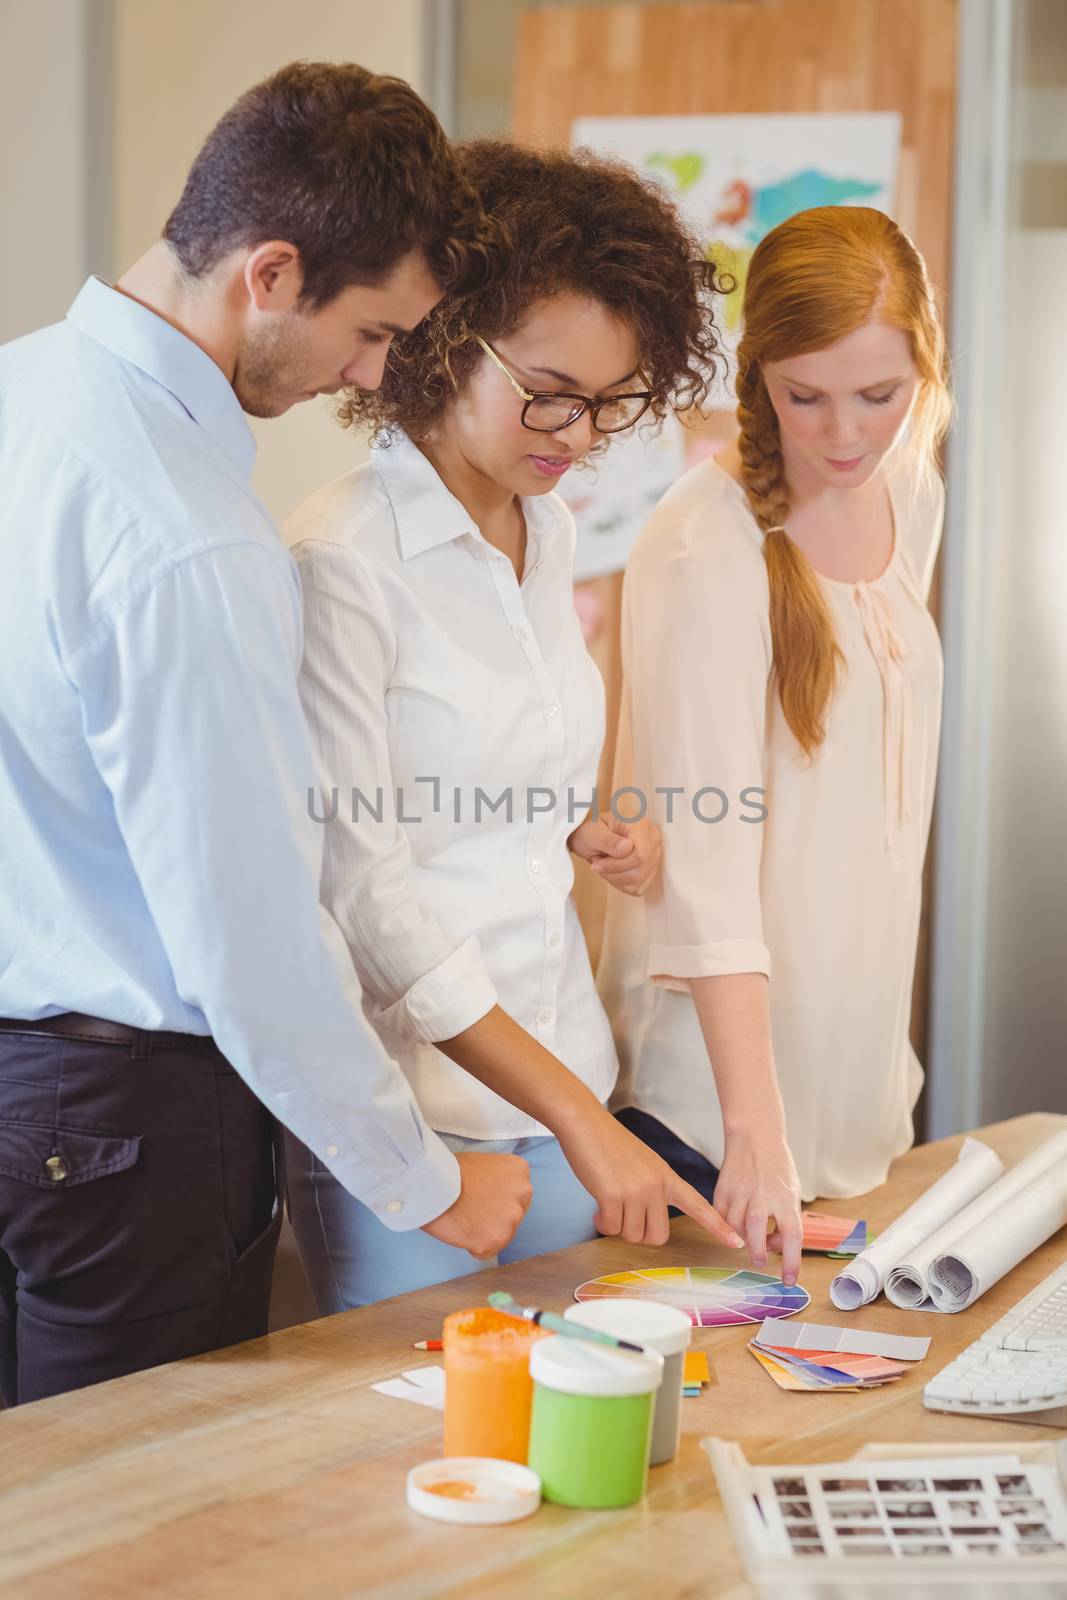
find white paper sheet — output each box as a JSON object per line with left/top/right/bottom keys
{"left": 829, "top": 1137, "right": 1005, "bottom": 1310}
{"left": 371, "top": 1364, "right": 446, "bottom": 1410}
{"left": 887, "top": 1128, "right": 1067, "bottom": 1310}
{"left": 401, "top": 1366, "right": 447, "bottom": 1394}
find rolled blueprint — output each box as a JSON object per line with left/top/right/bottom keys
{"left": 886, "top": 1197, "right": 999, "bottom": 1309}
{"left": 886, "top": 1126, "right": 1067, "bottom": 1309}
{"left": 926, "top": 1128, "right": 1067, "bottom": 1312}
{"left": 829, "top": 1136, "right": 1005, "bottom": 1311}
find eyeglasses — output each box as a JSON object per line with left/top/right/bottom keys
{"left": 475, "top": 337, "right": 654, "bottom": 435}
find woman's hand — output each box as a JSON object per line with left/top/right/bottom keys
{"left": 713, "top": 1128, "right": 803, "bottom": 1286}
{"left": 568, "top": 811, "right": 662, "bottom": 896}
{"left": 555, "top": 1102, "right": 745, "bottom": 1250}
{"left": 438, "top": 1010, "right": 740, "bottom": 1249}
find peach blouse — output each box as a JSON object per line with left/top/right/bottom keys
{"left": 599, "top": 451, "right": 945, "bottom": 1200}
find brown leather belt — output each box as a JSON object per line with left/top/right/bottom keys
{"left": 0, "top": 1012, "right": 220, "bottom": 1054}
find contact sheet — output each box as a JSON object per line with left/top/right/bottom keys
{"left": 706, "top": 1439, "right": 1067, "bottom": 1583}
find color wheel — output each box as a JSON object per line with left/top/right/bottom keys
{"left": 573, "top": 1267, "right": 810, "bottom": 1328}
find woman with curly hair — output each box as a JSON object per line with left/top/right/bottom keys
{"left": 282, "top": 140, "right": 747, "bottom": 1308}
{"left": 601, "top": 207, "right": 952, "bottom": 1274}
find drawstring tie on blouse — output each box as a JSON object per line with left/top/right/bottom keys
{"left": 853, "top": 581, "right": 912, "bottom": 853}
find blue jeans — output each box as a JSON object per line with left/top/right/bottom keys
{"left": 614, "top": 1106, "right": 721, "bottom": 1210}
{"left": 285, "top": 1130, "right": 599, "bottom": 1313}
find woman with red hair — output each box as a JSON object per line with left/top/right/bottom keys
{"left": 603, "top": 206, "right": 952, "bottom": 1279}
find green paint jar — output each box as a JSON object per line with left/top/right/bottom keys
{"left": 562, "top": 1299, "right": 692, "bottom": 1466}
{"left": 527, "top": 1334, "right": 664, "bottom": 1508}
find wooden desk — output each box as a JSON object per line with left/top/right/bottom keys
{"left": 1, "top": 1113, "right": 1064, "bottom": 1599}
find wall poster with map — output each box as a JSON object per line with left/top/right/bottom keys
{"left": 561, "top": 113, "right": 902, "bottom": 581}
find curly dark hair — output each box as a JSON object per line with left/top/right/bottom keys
{"left": 338, "top": 139, "right": 728, "bottom": 441}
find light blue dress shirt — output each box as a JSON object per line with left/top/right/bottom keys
{"left": 0, "top": 278, "right": 460, "bottom": 1230}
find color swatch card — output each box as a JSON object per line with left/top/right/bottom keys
{"left": 684, "top": 1350, "right": 711, "bottom": 1385}
{"left": 683, "top": 1348, "right": 712, "bottom": 1397}
{"left": 801, "top": 1212, "right": 868, "bottom": 1255}
{"left": 574, "top": 1267, "right": 809, "bottom": 1328}
{"left": 758, "top": 1320, "right": 931, "bottom": 1361}
{"left": 749, "top": 1319, "right": 928, "bottom": 1392}
{"left": 754, "top": 1346, "right": 910, "bottom": 1391}
{"left": 750, "top": 1346, "right": 817, "bottom": 1392}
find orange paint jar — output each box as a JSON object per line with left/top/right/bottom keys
{"left": 443, "top": 1307, "right": 549, "bottom": 1463}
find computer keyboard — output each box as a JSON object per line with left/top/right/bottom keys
{"left": 923, "top": 1260, "right": 1067, "bottom": 1422}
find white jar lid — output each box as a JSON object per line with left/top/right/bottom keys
{"left": 406, "top": 1457, "right": 541, "bottom": 1525}
{"left": 529, "top": 1333, "right": 664, "bottom": 1397}
{"left": 563, "top": 1298, "right": 693, "bottom": 1356}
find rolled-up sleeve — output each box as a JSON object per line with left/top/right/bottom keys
{"left": 70, "top": 542, "right": 460, "bottom": 1231}
{"left": 293, "top": 538, "right": 498, "bottom": 1045}
{"left": 621, "top": 505, "right": 773, "bottom": 986}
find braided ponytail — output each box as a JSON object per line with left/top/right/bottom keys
{"left": 735, "top": 349, "right": 843, "bottom": 757}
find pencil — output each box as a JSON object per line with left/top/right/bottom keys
{"left": 413, "top": 1339, "right": 443, "bottom": 1351}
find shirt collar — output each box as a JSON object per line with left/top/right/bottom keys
{"left": 66, "top": 277, "right": 257, "bottom": 481}
{"left": 371, "top": 429, "right": 566, "bottom": 567}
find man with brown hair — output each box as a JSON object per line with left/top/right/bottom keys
{"left": 0, "top": 62, "right": 531, "bottom": 1405}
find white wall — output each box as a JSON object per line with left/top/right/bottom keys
{"left": 2, "top": 0, "right": 427, "bottom": 517}
{"left": 0, "top": 2, "right": 425, "bottom": 521}
{"left": 929, "top": 0, "right": 1067, "bottom": 1134}
{"left": 112, "top": 0, "right": 425, "bottom": 523}
{"left": 979, "top": 227, "right": 1067, "bottom": 1123}
{"left": 0, "top": 0, "right": 97, "bottom": 344}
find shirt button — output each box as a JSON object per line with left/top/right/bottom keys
{"left": 537, "top": 1009, "right": 553, "bottom": 1026}
{"left": 548, "top": 931, "right": 562, "bottom": 947}
{"left": 325, "top": 1143, "right": 340, "bottom": 1159}
{"left": 44, "top": 1153, "right": 68, "bottom": 1183}
{"left": 513, "top": 625, "right": 529, "bottom": 641}
{"left": 546, "top": 704, "right": 559, "bottom": 718}
{"left": 529, "top": 860, "right": 543, "bottom": 874}
{"left": 386, "top": 1199, "right": 404, "bottom": 1215}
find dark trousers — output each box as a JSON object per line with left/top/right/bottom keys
{"left": 0, "top": 1024, "right": 280, "bottom": 1406}
{"left": 615, "top": 1105, "right": 722, "bottom": 1209}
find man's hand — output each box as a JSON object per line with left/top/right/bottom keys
{"left": 568, "top": 811, "right": 662, "bottom": 896}
{"left": 421, "top": 1151, "right": 533, "bottom": 1258}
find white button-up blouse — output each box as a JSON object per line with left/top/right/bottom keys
{"left": 286, "top": 431, "right": 617, "bottom": 1140}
